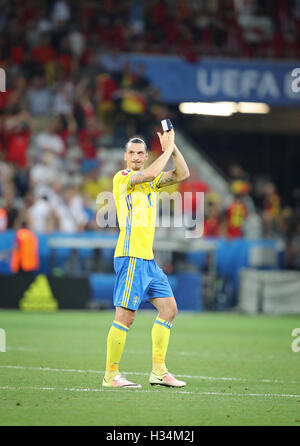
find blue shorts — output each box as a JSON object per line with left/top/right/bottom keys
{"left": 113, "top": 256, "right": 174, "bottom": 311}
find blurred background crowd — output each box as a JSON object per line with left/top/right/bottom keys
{"left": 0, "top": 0, "right": 299, "bottom": 272}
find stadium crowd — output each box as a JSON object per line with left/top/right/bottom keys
{"left": 0, "top": 0, "right": 299, "bottom": 271}
{"left": 1, "top": 0, "right": 300, "bottom": 63}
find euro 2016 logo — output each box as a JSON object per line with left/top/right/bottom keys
{"left": 0, "top": 68, "right": 6, "bottom": 92}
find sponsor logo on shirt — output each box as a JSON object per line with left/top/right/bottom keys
{"left": 122, "top": 169, "right": 132, "bottom": 176}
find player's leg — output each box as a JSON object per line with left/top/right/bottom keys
{"left": 149, "top": 296, "right": 177, "bottom": 375}
{"left": 103, "top": 306, "right": 140, "bottom": 387}
{"left": 149, "top": 296, "right": 186, "bottom": 387}
{"left": 103, "top": 256, "right": 143, "bottom": 388}
{"left": 151, "top": 296, "right": 178, "bottom": 322}
{"left": 146, "top": 258, "right": 187, "bottom": 388}
{"left": 105, "top": 306, "right": 136, "bottom": 379}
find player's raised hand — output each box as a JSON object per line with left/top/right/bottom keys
{"left": 157, "top": 128, "right": 175, "bottom": 152}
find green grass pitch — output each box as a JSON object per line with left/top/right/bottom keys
{"left": 0, "top": 310, "right": 300, "bottom": 426}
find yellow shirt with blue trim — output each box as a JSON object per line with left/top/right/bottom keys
{"left": 113, "top": 168, "right": 164, "bottom": 260}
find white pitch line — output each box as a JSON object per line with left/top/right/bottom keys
{"left": 0, "top": 364, "right": 298, "bottom": 385}
{"left": 5, "top": 346, "right": 199, "bottom": 355}
{"left": 6, "top": 347, "right": 39, "bottom": 352}
{"left": 4, "top": 347, "right": 187, "bottom": 355}
{"left": 5, "top": 346, "right": 296, "bottom": 362}
{"left": 0, "top": 385, "right": 300, "bottom": 399}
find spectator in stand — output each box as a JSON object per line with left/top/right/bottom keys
{"left": 96, "top": 72, "right": 118, "bottom": 135}
{"left": 13, "top": 163, "right": 29, "bottom": 198}
{"left": 81, "top": 160, "right": 112, "bottom": 201}
{"left": 2, "top": 186, "right": 19, "bottom": 229}
{"left": 10, "top": 221, "right": 40, "bottom": 274}
{"left": 263, "top": 182, "right": 281, "bottom": 218}
{"left": 177, "top": 24, "right": 198, "bottom": 62}
{"left": 54, "top": 184, "right": 87, "bottom": 233}
{"left": 117, "top": 60, "right": 135, "bottom": 89}
{"left": 35, "top": 6, "right": 53, "bottom": 36}
{"left": 27, "top": 194, "right": 55, "bottom": 234}
{"left": 111, "top": 18, "right": 127, "bottom": 51}
{"left": 286, "top": 219, "right": 300, "bottom": 270}
{"left": 0, "top": 117, "right": 6, "bottom": 158}
{"left": 74, "top": 77, "right": 95, "bottom": 122}
{"left": 0, "top": 150, "right": 13, "bottom": 192}
{"left": 0, "top": 0, "right": 299, "bottom": 64}
{"left": 175, "top": 0, "right": 192, "bottom": 23}
{"left": 228, "top": 162, "right": 249, "bottom": 182}
{"left": 203, "top": 192, "right": 222, "bottom": 237}
{"left": 149, "top": 0, "right": 168, "bottom": 27}
{"left": 116, "top": 87, "right": 147, "bottom": 138}
{"left": 51, "top": 0, "right": 71, "bottom": 26}
{"left": 0, "top": 207, "right": 8, "bottom": 232}
{"left": 292, "top": 0, "right": 300, "bottom": 32}
{"left": 225, "top": 180, "right": 249, "bottom": 238}
{"left": 82, "top": 193, "right": 97, "bottom": 231}
{"left": 68, "top": 25, "right": 86, "bottom": 60}
{"left": 128, "top": 0, "right": 146, "bottom": 38}
{"left": 0, "top": 77, "right": 27, "bottom": 113}
{"left": 47, "top": 179, "right": 64, "bottom": 210}
{"left": 67, "top": 184, "right": 88, "bottom": 231}
{"left": 15, "top": 190, "right": 34, "bottom": 228}
{"left": 163, "top": 11, "right": 181, "bottom": 51}
{"left": 26, "top": 76, "right": 52, "bottom": 116}
{"left": 0, "top": 76, "right": 14, "bottom": 113}
{"left": 19, "top": 0, "right": 39, "bottom": 29}
{"left": 52, "top": 114, "right": 76, "bottom": 154}
{"left": 56, "top": 36, "right": 73, "bottom": 77}
{"left": 34, "top": 119, "right": 65, "bottom": 163}
{"left": 99, "top": 50, "right": 123, "bottom": 75}
{"left": 262, "top": 181, "right": 281, "bottom": 238}
{"left": 133, "top": 64, "right": 150, "bottom": 92}
{"left": 4, "top": 110, "right": 31, "bottom": 168}
{"left": 31, "top": 33, "right": 56, "bottom": 66}
{"left": 52, "top": 76, "right": 75, "bottom": 116}
{"left": 277, "top": 206, "right": 295, "bottom": 242}
{"left": 77, "top": 116, "right": 102, "bottom": 159}
{"left": 63, "top": 249, "right": 85, "bottom": 276}
{"left": 179, "top": 167, "right": 211, "bottom": 222}
{"left": 29, "top": 153, "right": 60, "bottom": 199}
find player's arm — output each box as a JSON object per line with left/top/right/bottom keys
{"left": 156, "top": 143, "right": 190, "bottom": 189}
{"left": 129, "top": 130, "right": 175, "bottom": 187}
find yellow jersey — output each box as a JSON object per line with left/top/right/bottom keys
{"left": 113, "top": 168, "right": 164, "bottom": 260}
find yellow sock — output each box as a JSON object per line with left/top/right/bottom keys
{"left": 152, "top": 317, "right": 172, "bottom": 376}
{"left": 105, "top": 321, "right": 128, "bottom": 381}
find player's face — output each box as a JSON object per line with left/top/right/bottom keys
{"left": 124, "top": 142, "right": 148, "bottom": 171}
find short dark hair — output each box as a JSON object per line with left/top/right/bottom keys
{"left": 125, "top": 137, "right": 147, "bottom": 151}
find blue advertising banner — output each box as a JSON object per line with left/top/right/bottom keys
{"left": 117, "top": 54, "right": 300, "bottom": 106}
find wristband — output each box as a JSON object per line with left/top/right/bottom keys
{"left": 161, "top": 119, "right": 173, "bottom": 132}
